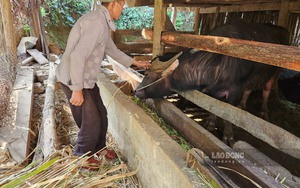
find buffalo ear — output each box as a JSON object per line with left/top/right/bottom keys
{"left": 161, "top": 59, "right": 179, "bottom": 77}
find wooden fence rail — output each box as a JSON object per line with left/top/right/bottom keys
{"left": 161, "top": 32, "right": 300, "bottom": 71}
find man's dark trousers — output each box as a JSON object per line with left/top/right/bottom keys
{"left": 60, "top": 83, "right": 108, "bottom": 156}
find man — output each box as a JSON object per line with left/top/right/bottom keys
{"left": 56, "top": 0, "right": 151, "bottom": 168}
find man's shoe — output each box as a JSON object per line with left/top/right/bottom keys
{"left": 97, "top": 148, "right": 117, "bottom": 160}
{"left": 81, "top": 156, "right": 101, "bottom": 170}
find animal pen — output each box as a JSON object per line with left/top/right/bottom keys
{"left": 0, "top": 0, "right": 300, "bottom": 188}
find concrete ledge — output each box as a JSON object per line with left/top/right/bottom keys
{"left": 97, "top": 73, "right": 203, "bottom": 188}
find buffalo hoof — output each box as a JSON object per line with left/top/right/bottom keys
{"left": 222, "top": 136, "right": 235, "bottom": 147}
{"left": 259, "top": 111, "right": 269, "bottom": 121}
{"left": 204, "top": 120, "right": 216, "bottom": 132}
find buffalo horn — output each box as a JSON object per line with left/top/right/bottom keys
{"left": 161, "top": 59, "right": 179, "bottom": 77}
{"left": 149, "top": 51, "right": 183, "bottom": 73}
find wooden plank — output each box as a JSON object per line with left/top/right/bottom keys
{"left": 153, "top": 0, "right": 166, "bottom": 57}
{"left": 161, "top": 32, "right": 300, "bottom": 71}
{"left": 115, "top": 42, "right": 153, "bottom": 54}
{"left": 106, "top": 55, "right": 144, "bottom": 90}
{"left": 0, "top": 68, "right": 34, "bottom": 163}
{"left": 186, "top": 148, "right": 238, "bottom": 188}
{"left": 198, "top": 2, "right": 281, "bottom": 14}
{"left": 233, "top": 141, "right": 300, "bottom": 188}
{"left": 116, "top": 42, "right": 187, "bottom": 54}
{"left": 0, "top": 0, "right": 16, "bottom": 54}
{"left": 148, "top": 98, "right": 284, "bottom": 188}
{"left": 126, "top": 0, "right": 283, "bottom": 7}
{"left": 176, "top": 89, "right": 300, "bottom": 159}
{"left": 289, "top": 1, "right": 300, "bottom": 12}
{"left": 27, "top": 49, "right": 49, "bottom": 65}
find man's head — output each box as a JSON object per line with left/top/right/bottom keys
{"left": 101, "top": 0, "right": 125, "bottom": 20}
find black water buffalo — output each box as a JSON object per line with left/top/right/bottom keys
{"left": 135, "top": 20, "right": 290, "bottom": 144}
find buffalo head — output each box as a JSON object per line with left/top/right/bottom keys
{"left": 135, "top": 52, "right": 182, "bottom": 99}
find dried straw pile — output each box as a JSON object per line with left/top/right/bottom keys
{"left": 0, "top": 146, "right": 140, "bottom": 187}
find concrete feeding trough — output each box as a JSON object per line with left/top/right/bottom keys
{"left": 97, "top": 73, "right": 204, "bottom": 188}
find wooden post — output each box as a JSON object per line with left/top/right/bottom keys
{"left": 0, "top": 0, "right": 17, "bottom": 55}
{"left": 30, "top": 0, "right": 40, "bottom": 38}
{"left": 193, "top": 8, "right": 200, "bottom": 34}
{"left": 37, "top": 0, "right": 50, "bottom": 58}
{"left": 278, "top": 0, "right": 290, "bottom": 28}
{"left": 30, "top": 0, "right": 50, "bottom": 58}
{"left": 153, "top": 0, "right": 166, "bottom": 57}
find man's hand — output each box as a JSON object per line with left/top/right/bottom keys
{"left": 70, "top": 90, "right": 84, "bottom": 106}
{"left": 132, "top": 60, "right": 151, "bottom": 70}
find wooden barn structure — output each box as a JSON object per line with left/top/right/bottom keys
{"left": 107, "top": 0, "right": 300, "bottom": 187}
{"left": 114, "top": 0, "right": 300, "bottom": 72}
{"left": 1, "top": 0, "right": 300, "bottom": 187}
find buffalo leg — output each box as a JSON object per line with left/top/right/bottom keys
{"left": 222, "top": 121, "right": 235, "bottom": 147}
{"left": 260, "top": 76, "right": 277, "bottom": 120}
{"left": 237, "top": 90, "right": 252, "bottom": 110}
{"left": 204, "top": 113, "right": 217, "bottom": 131}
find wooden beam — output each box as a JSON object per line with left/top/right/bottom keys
{"left": 186, "top": 148, "right": 238, "bottom": 188}
{"left": 193, "top": 8, "right": 201, "bottom": 34}
{"left": 153, "top": 0, "right": 166, "bottom": 57}
{"left": 176, "top": 90, "right": 300, "bottom": 159}
{"left": 278, "top": 1, "right": 290, "bottom": 28}
{"left": 289, "top": 1, "right": 300, "bottom": 12}
{"left": 30, "top": 0, "right": 40, "bottom": 37}
{"left": 41, "top": 62, "right": 57, "bottom": 157}
{"left": 34, "top": 62, "right": 57, "bottom": 160}
{"left": 116, "top": 42, "right": 153, "bottom": 54}
{"left": 116, "top": 41, "right": 187, "bottom": 54}
{"left": 106, "top": 55, "right": 143, "bottom": 90}
{"left": 233, "top": 141, "right": 300, "bottom": 188}
{"left": 126, "top": 0, "right": 283, "bottom": 7}
{"left": 161, "top": 32, "right": 300, "bottom": 71}
{"left": 0, "top": 0, "right": 17, "bottom": 55}
{"left": 148, "top": 98, "right": 284, "bottom": 188}
{"left": 198, "top": 2, "right": 281, "bottom": 14}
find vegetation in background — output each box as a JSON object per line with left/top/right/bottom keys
{"left": 41, "top": 1, "right": 194, "bottom": 31}
{"left": 171, "top": 11, "right": 195, "bottom": 31}
{"left": 41, "top": 0, "right": 93, "bottom": 27}
{"left": 116, "top": 7, "right": 155, "bottom": 30}
{"left": 116, "top": 6, "right": 195, "bottom": 31}
{"left": 41, "top": 1, "right": 195, "bottom": 50}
